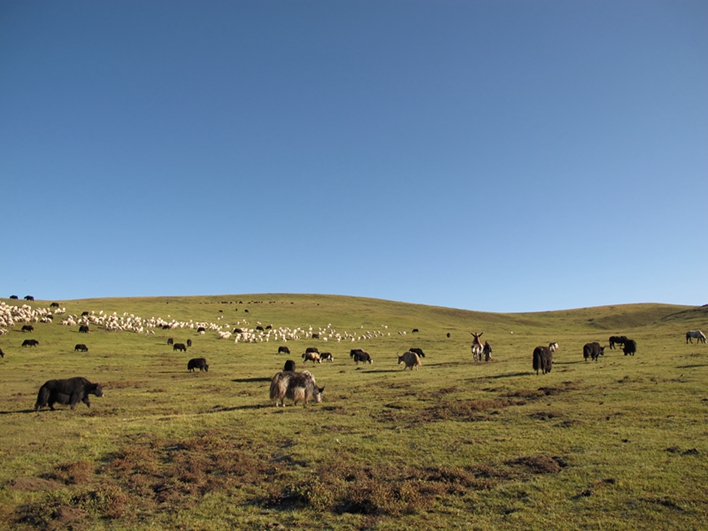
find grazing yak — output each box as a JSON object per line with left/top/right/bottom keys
{"left": 583, "top": 342, "right": 605, "bottom": 362}
{"left": 609, "top": 336, "right": 628, "bottom": 349}
{"left": 270, "top": 370, "right": 324, "bottom": 407}
{"left": 0, "top": 348, "right": 4, "bottom": 358}
{"left": 350, "top": 349, "right": 373, "bottom": 364}
{"left": 21, "top": 325, "right": 34, "bottom": 333}
{"left": 283, "top": 359, "right": 297, "bottom": 372}
{"left": 79, "top": 325, "right": 90, "bottom": 334}
{"left": 409, "top": 347, "right": 426, "bottom": 358}
{"left": 35, "top": 377, "right": 104, "bottom": 412}
{"left": 302, "top": 351, "right": 321, "bottom": 363}
{"left": 532, "top": 345, "right": 553, "bottom": 375}
{"left": 320, "top": 352, "right": 334, "bottom": 362}
{"left": 278, "top": 345, "right": 291, "bottom": 355}
{"left": 22, "top": 339, "right": 39, "bottom": 347}
{"left": 623, "top": 339, "right": 637, "bottom": 356}
{"left": 187, "top": 339, "right": 192, "bottom": 347}
{"left": 74, "top": 344, "right": 89, "bottom": 352}
{"left": 197, "top": 327, "right": 206, "bottom": 335}
{"left": 686, "top": 330, "right": 707, "bottom": 344}
{"left": 167, "top": 338, "right": 174, "bottom": 345}
{"left": 188, "top": 358, "right": 209, "bottom": 372}
{"left": 398, "top": 351, "right": 421, "bottom": 370}
{"left": 173, "top": 343, "right": 187, "bottom": 352}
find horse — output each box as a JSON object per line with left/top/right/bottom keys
{"left": 470, "top": 332, "right": 484, "bottom": 362}
{"left": 686, "top": 330, "right": 707, "bottom": 344}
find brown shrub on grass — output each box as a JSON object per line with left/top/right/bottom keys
{"left": 506, "top": 455, "right": 568, "bottom": 474}
{"left": 44, "top": 461, "right": 94, "bottom": 485}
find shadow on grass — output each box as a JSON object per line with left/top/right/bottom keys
{"left": 231, "top": 377, "right": 272, "bottom": 383}
{"left": 209, "top": 404, "right": 271, "bottom": 412}
{"left": 675, "top": 364, "right": 708, "bottom": 369}
{"left": 466, "top": 371, "right": 533, "bottom": 381}
{"left": 0, "top": 409, "right": 37, "bottom": 415}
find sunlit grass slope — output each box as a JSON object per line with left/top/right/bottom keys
{"left": 0, "top": 294, "right": 706, "bottom": 530}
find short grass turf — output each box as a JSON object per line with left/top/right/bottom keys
{"left": 0, "top": 294, "right": 707, "bottom": 530}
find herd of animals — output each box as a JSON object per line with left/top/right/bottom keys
{"left": 2, "top": 296, "right": 706, "bottom": 411}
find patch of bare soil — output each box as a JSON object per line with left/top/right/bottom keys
{"left": 8, "top": 477, "right": 63, "bottom": 491}
{"left": 506, "top": 455, "right": 568, "bottom": 474}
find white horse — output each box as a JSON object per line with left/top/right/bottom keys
{"left": 686, "top": 330, "right": 707, "bottom": 344}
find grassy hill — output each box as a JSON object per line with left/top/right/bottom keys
{"left": 0, "top": 294, "right": 706, "bottom": 530}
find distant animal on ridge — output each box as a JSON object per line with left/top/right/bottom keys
{"left": 278, "top": 346, "right": 290, "bottom": 355}
{"left": 22, "top": 339, "right": 39, "bottom": 347}
{"left": 173, "top": 343, "right": 187, "bottom": 352}
{"left": 686, "top": 330, "right": 706, "bottom": 344}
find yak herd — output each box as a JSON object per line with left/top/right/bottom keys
{"left": 2, "top": 298, "right": 704, "bottom": 411}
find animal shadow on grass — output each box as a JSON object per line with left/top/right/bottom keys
{"left": 0, "top": 408, "right": 36, "bottom": 415}
{"left": 232, "top": 377, "right": 272, "bottom": 383}
{"left": 469, "top": 372, "right": 532, "bottom": 381}
{"left": 675, "top": 364, "right": 708, "bottom": 369}
{"left": 209, "top": 404, "right": 271, "bottom": 413}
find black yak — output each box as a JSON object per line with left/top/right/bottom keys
{"left": 583, "top": 342, "right": 605, "bottom": 362}
{"left": 623, "top": 339, "right": 637, "bottom": 356}
{"left": 532, "top": 346, "right": 552, "bottom": 375}
{"left": 35, "top": 377, "right": 103, "bottom": 411}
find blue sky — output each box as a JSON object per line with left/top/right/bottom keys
{"left": 1, "top": 1, "right": 706, "bottom": 312}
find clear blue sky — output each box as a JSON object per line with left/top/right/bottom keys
{"left": 1, "top": 1, "right": 706, "bottom": 312}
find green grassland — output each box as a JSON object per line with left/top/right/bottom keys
{"left": 0, "top": 294, "right": 707, "bottom": 530}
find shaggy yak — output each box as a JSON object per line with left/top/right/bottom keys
{"left": 532, "top": 346, "right": 553, "bottom": 375}
{"left": 270, "top": 370, "right": 324, "bottom": 407}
